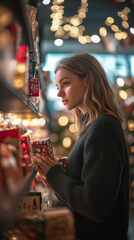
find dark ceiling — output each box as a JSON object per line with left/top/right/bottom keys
{"left": 29, "top": 0, "right": 134, "bottom": 60}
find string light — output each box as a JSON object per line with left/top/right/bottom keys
{"left": 50, "top": 1, "right": 131, "bottom": 44}
{"left": 130, "top": 27, "right": 134, "bottom": 34}
{"left": 42, "top": 0, "right": 51, "bottom": 5}
{"left": 119, "top": 90, "right": 128, "bottom": 100}
{"left": 58, "top": 115, "right": 68, "bottom": 126}
{"left": 62, "top": 137, "right": 72, "bottom": 148}
{"left": 116, "top": 77, "right": 124, "bottom": 87}
{"left": 54, "top": 38, "right": 63, "bottom": 46}
{"left": 91, "top": 35, "right": 100, "bottom": 43}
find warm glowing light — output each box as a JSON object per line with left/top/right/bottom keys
{"left": 54, "top": 38, "right": 63, "bottom": 46}
{"left": 38, "top": 118, "right": 46, "bottom": 126}
{"left": 14, "top": 78, "right": 25, "bottom": 88}
{"left": 121, "top": 31, "right": 128, "bottom": 39}
{"left": 78, "top": 25, "right": 85, "bottom": 32}
{"left": 69, "top": 124, "right": 76, "bottom": 133}
{"left": 13, "top": 118, "right": 21, "bottom": 125}
{"left": 78, "top": 36, "right": 87, "bottom": 44}
{"left": 63, "top": 24, "right": 71, "bottom": 31}
{"left": 111, "top": 25, "right": 119, "bottom": 32}
{"left": 58, "top": 116, "right": 68, "bottom": 126}
{"left": 42, "top": 0, "right": 50, "bottom": 5}
{"left": 116, "top": 77, "right": 124, "bottom": 87}
{"left": 0, "top": 6, "right": 13, "bottom": 28}
{"left": 85, "top": 35, "right": 91, "bottom": 43}
{"left": 31, "top": 118, "right": 39, "bottom": 127}
{"left": 70, "top": 16, "right": 82, "bottom": 26}
{"left": 119, "top": 90, "right": 127, "bottom": 100}
{"left": 124, "top": 7, "right": 131, "bottom": 13}
{"left": 122, "top": 15, "right": 128, "bottom": 21}
{"left": 55, "top": 28, "right": 64, "bottom": 37}
{"left": 91, "top": 35, "right": 100, "bottom": 43}
{"left": 50, "top": 1, "right": 130, "bottom": 44}
{"left": 62, "top": 137, "right": 72, "bottom": 148}
{"left": 122, "top": 21, "right": 129, "bottom": 29}
{"left": 128, "top": 120, "right": 134, "bottom": 131}
{"left": 17, "top": 63, "right": 26, "bottom": 73}
{"left": 70, "top": 26, "right": 79, "bottom": 38}
{"left": 114, "top": 32, "right": 122, "bottom": 40}
{"left": 57, "top": 0, "right": 64, "bottom": 3}
{"left": 117, "top": 11, "right": 123, "bottom": 18}
{"left": 107, "top": 17, "right": 114, "bottom": 24}
{"left": 130, "top": 28, "right": 134, "bottom": 34}
{"left": 99, "top": 27, "right": 107, "bottom": 37}
{"left": 79, "top": 12, "right": 86, "bottom": 18}
{"left": 105, "top": 20, "right": 112, "bottom": 26}
{"left": 22, "top": 120, "right": 29, "bottom": 126}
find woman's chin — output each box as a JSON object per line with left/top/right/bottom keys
{"left": 65, "top": 105, "right": 71, "bottom": 111}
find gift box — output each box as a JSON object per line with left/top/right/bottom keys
{"left": 19, "top": 192, "right": 42, "bottom": 213}
{"left": 21, "top": 135, "right": 33, "bottom": 175}
{"left": 15, "top": 207, "right": 75, "bottom": 240}
{"left": 31, "top": 138, "right": 54, "bottom": 159}
{"left": 56, "top": 156, "right": 68, "bottom": 171}
{"left": 28, "top": 78, "right": 39, "bottom": 97}
{"left": 15, "top": 45, "right": 29, "bottom": 93}
{"left": 21, "top": 135, "right": 33, "bottom": 160}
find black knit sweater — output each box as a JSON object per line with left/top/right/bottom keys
{"left": 46, "top": 114, "right": 129, "bottom": 240}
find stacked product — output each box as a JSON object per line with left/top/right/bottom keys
{"left": 15, "top": 207, "right": 76, "bottom": 240}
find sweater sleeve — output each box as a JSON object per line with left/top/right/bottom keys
{"left": 46, "top": 118, "right": 124, "bottom": 222}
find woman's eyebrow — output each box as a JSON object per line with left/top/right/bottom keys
{"left": 56, "top": 77, "right": 70, "bottom": 87}
{"left": 59, "top": 77, "right": 69, "bottom": 83}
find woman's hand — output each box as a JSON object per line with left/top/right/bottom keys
{"left": 33, "top": 153, "right": 58, "bottom": 177}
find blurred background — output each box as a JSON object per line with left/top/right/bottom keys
{"left": 0, "top": 0, "right": 134, "bottom": 239}
{"left": 32, "top": 0, "right": 134, "bottom": 156}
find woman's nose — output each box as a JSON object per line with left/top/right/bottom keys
{"left": 57, "top": 88, "right": 64, "bottom": 97}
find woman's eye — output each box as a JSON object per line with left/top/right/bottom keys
{"left": 63, "top": 82, "right": 69, "bottom": 86}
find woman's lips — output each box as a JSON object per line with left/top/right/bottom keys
{"left": 62, "top": 100, "right": 68, "bottom": 105}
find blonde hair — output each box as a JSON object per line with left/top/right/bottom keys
{"left": 55, "top": 53, "right": 122, "bottom": 133}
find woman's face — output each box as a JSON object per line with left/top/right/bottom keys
{"left": 55, "top": 68, "right": 88, "bottom": 113}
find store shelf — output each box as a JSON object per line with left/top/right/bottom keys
{"left": 0, "top": 169, "right": 37, "bottom": 234}
{"left": 0, "top": 0, "right": 36, "bottom": 57}
{"left": 0, "top": 79, "right": 44, "bottom": 119}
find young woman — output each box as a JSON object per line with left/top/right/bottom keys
{"left": 33, "top": 53, "right": 129, "bottom": 240}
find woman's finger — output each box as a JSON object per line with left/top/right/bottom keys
{"left": 33, "top": 155, "right": 49, "bottom": 169}
{"left": 36, "top": 153, "right": 58, "bottom": 166}
{"left": 33, "top": 156, "right": 49, "bottom": 174}
{"left": 33, "top": 163, "right": 38, "bottom": 172}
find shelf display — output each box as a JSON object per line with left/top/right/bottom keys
{"left": 0, "top": 0, "right": 49, "bottom": 237}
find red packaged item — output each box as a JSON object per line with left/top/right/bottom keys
{"left": 31, "top": 138, "right": 54, "bottom": 159}
{"left": 28, "top": 78, "right": 39, "bottom": 97}
{"left": 16, "top": 45, "right": 27, "bottom": 63}
{"left": 0, "top": 128, "right": 22, "bottom": 178}
{"left": 56, "top": 156, "right": 68, "bottom": 171}
{"left": 21, "top": 135, "right": 33, "bottom": 176}
{"left": 21, "top": 135, "right": 33, "bottom": 160}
